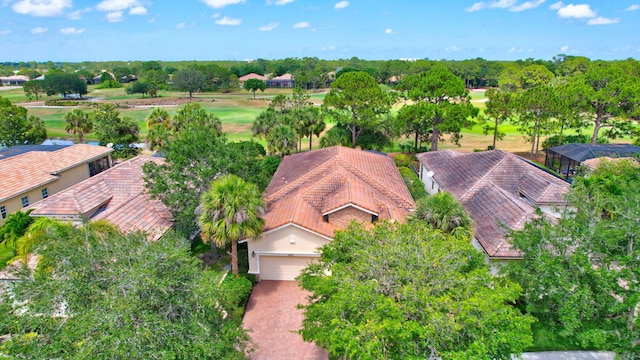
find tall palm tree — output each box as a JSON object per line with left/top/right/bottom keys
{"left": 145, "top": 108, "right": 171, "bottom": 151}
{"left": 198, "top": 175, "right": 265, "bottom": 275}
{"left": 267, "top": 124, "right": 298, "bottom": 157}
{"left": 409, "top": 192, "right": 474, "bottom": 240}
{"left": 64, "top": 108, "right": 93, "bottom": 143}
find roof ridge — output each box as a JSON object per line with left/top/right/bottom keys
{"left": 266, "top": 160, "right": 334, "bottom": 202}
{"left": 459, "top": 152, "right": 507, "bottom": 201}
{"left": 337, "top": 157, "right": 413, "bottom": 208}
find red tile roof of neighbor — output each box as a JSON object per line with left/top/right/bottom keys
{"left": 269, "top": 73, "right": 293, "bottom": 81}
{"left": 263, "top": 146, "right": 416, "bottom": 238}
{"left": 416, "top": 150, "right": 570, "bottom": 258}
{"left": 0, "top": 144, "right": 113, "bottom": 203}
{"left": 238, "top": 73, "right": 267, "bottom": 82}
{"left": 29, "top": 156, "right": 173, "bottom": 242}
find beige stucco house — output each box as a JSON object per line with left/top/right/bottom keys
{"left": 416, "top": 150, "right": 570, "bottom": 268}
{"left": 0, "top": 144, "right": 113, "bottom": 224}
{"left": 244, "top": 146, "right": 415, "bottom": 281}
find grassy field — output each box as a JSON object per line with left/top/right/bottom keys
{"left": 2, "top": 85, "right": 632, "bottom": 155}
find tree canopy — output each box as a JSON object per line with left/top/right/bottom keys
{"left": 0, "top": 222, "right": 250, "bottom": 359}
{"left": 399, "top": 65, "right": 478, "bottom": 151}
{"left": 0, "top": 97, "right": 47, "bottom": 147}
{"left": 506, "top": 159, "right": 640, "bottom": 356}
{"left": 64, "top": 108, "right": 93, "bottom": 143}
{"left": 323, "top": 71, "right": 392, "bottom": 147}
{"left": 173, "top": 69, "right": 206, "bottom": 98}
{"left": 298, "top": 222, "right": 534, "bottom": 359}
{"left": 42, "top": 72, "right": 88, "bottom": 98}
{"left": 243, "top": 78, "right": 266, "bottom": 99}
{"left": 91, "top": 103, "right": 140, "bottom": 158}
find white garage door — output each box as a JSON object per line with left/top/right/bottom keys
{"left": 259, "top": 256, "right": 315, "bottom": 281}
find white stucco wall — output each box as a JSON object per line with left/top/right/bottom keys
{"left": 247, "top": 224, "right": 332, "bottom": 275}
{"left": 420, "top": 164, "right": 440, "bottom": 195}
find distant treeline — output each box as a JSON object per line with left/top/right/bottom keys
{"left": 3, "top": 55, "right": 631, "bottom": 90}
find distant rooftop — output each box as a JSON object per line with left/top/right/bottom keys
{"left": 548, "top": 143, "right": 640, "bottom": 163}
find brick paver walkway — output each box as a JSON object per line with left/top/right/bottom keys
{"left": 242, "top": 281, "right": 328, "bottom": 360}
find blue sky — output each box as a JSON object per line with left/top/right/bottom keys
{"left": 1, "top": 0, "right": 639, "bottom": 62}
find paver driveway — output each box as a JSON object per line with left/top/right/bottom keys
{"left": 242, "top": 280, "right": 328, "bottom": 360}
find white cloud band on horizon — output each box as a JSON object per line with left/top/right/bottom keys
{"left": 202, "top": 0, "right": 246, "bottom": 8}
{"left": 12, "top": 0, "right": 71, "bottom": 17}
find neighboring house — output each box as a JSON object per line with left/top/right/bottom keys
{"left": 0, "top": 144, "right": 113, "bottom": 224}
{"left": 545, "top": 143, "right": 640, "bottom": 179}
{"left": 416, "top": 150, "right": 570, "bottom": 266}
{"left": 266, "top": 73, "right": 294, "bottom": 88}
{"left": 0, "top": 75, "right": 29, "bottom": 86}
{"left": 29, "top": 156, "right": 173, "bottom": 241}
{"left": 245, "top": 146, "right": 415, "bottom": 281}
{"left": 238, "top": 73, "right": 268, "bottom": 87}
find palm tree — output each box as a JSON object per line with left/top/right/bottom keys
{"left": 145, "top": 108, "right": 171, "bottom": 150}
{"left": 267, "top": 124, "right": 298, "bottom": 157}
{"left": 64, "top": 108, "right": 93, "bottom": 143}
{"left": 198, "top": 175, "right": 265, "bottom": 275}
{"left": 409, "top": 192, "right": 474, "bottom": 240}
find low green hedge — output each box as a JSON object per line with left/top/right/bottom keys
{"left": 398, "top": 166, "right": 428, "bottom": 201}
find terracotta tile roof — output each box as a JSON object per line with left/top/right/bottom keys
{"left": 0, "top": 144, "right": 113, "bottom": 202}
{"left": 416, "top": 150, "right": 570, "bottom": 258}
{"left": 263, "top": 146, "right": 415, "bottom": 238}
{"left": 29, "top": 156, "right": 172, "bottom": 242}
{"left": 270, "top": 73, "right": 293, "bottom": 81}
{"left": 238, "top": 73, "right": 267, "bottom": 82}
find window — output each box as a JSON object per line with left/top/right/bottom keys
{"left": 21, "top": 196, "right": 29, "bottom": 208}
{"left": 41, "top": 188, "right": 49, "bottom": 199}
{"left": 88, "top": 156, "right": 111, "bottom": 176}
{"left": 0, "top": 206, "right": 6, "bottom": 220}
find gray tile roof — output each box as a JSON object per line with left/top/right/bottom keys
{"left": 416, "top": 150, "right": 570, "bottom": 258}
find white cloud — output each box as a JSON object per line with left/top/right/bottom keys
{"left": 266, "top": 0, "right": 293, "bottom": 4}
{"left": 466, "top": 0, "right": 543, "bottom": 12}
{"left": 60, "top": 27, "right": 85, "bottom": 34}
{"left": 510, "top": 0, "right": 545, "bottom": 12}
{"left": 215, "top": 16, "right": 242, "bottom": 25}
{"left": 625, "top": 4, "right": 640, "bottom": 11}
{"left": 466, "top": 2, "right": 486, "bottom": 11}
{"left": 96, "top": 0, "right": 139, "bottom": 11}
{"left": 129, "top": 6, "right": 147, "bottom": 15}
{"left": 0, "top": 30, "right": 12, "bottom": 35}
{"left": 445, "top": 46, "right": 462, "bottom": 52}
{"left": 12, "top": 0, "right": 71, "bottom": 17}
{"left": 176, "top": 22, "right": 186, "bottom": 29}
{"left": 258, "top": 22, "right": 279, "bottom": 31}
{"left": 212, "top": 13, "right": 220, "bottom": 18}
{"left": 587, "top": 16, "right": 620, "bottom": 25}
{"left": 201, "top": 0, "right": 245, "bottom": 8}
{"left": 68, "top": 10, "right": 82, "bottom": 19}
{"left": 560, "top": 45, "right": 569, "bottom": 52}
{"left": 557, "top": 4, "right": 596, "bottom": 18}
{"left": 31, "top": 27, "right": 48, "bottom": 34}
{"left": 549, "top": 1, "right": 563, "bottom": 10}
{"left": 106, "top": 11, "right": 123, "bottom": 22}
{"left": 334, "top": 1, "right": 349, "bottom": 9}
{"left": 384, "top": 28, "right": 397, "bottom": 35}
{"left": 293, "top": 21, "right": 309, "bottom": 28}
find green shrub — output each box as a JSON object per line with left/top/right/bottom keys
{"left": 542, "top": 134, "right": 609, "bottom": 150}
{"left": 0, "top": 246, "right": 15, "bottom": 267}
{"left": 43, "top": 100, "right": 80, "bottom": 106}
{"left": 394, "top": 154, "right": 410, "bottom": 167}
{"left": 398, "top": 166, "right": 428, "bottom": 201}
{"left": 218, "top": 275, "right": 253, "bottom": 318}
